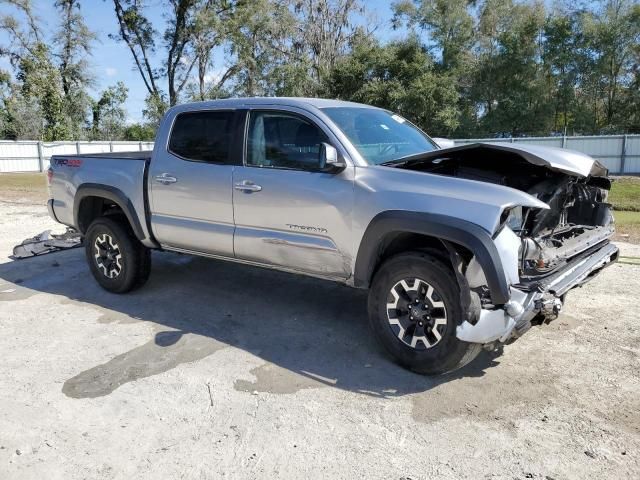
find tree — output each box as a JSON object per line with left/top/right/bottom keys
{"left": 109, "top": 0, "right": 161, "bottom": 101}
{"left": 0, "top": 0, "right": 41, "bottom": 65}
{"left": 109, "top": 0, "right": 243, "bottom": 106}
{"left": 543, "top": 11, "right": 583, "bottom": 133}
{"left": 0, "top": 0, "right": 96, "bottom": 139}
{"left": 326, "top": 36, "right": 460, "bottom": 135}
{"left": 1, "top": 0, "right": 640, "bottom": 139}
{"left": 224, "top": 0, "right": 296, "bottom": 96}
{"left": 581, "top": 0, "right": 640, "bottom": 131}
{"left": 620, "top": 27, "right": 640, "bottom": 132}
{"left": 468, "top": 0, "right": 550, "bottom": 136}
{"left": 393, "top": 0, "right": 474, "bottom": 73}
{"left": 142, "top": 92, "right": 169, "bottom": 130}
{"left": 55, "top": 0, "right": 95, "bottom": 97}
{"left": 123, "top": 122, "right": 156, "bottom": 140}
{"left": 91, "top": 82, "right": 128, "bottom": 140}
{"left": 191, "top": 1, "right": 238, "bottom": 100}
{"left": 0, "top": 71, "right": 44, "bottom": 139}
{"left": 55, "top": 0, "right": 96, "bottom": 138}
{"left": 164, "top": 0, "right": 199, "bottom": 106}
{"left": 293, "top": 0, "right": 363, "bottom": 89}
{"left": 16, "top": 43, "right": 68, "bottom": 140}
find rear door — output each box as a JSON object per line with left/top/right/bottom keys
{"left": 232, "top": 108, "right": 354, "bottom": 279}
{"left": 148, "top": 109, "right": 242, "bottom": 256}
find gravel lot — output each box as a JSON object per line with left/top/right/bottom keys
{"left": 0, "top": 194, "right": 639, "bottom": 479}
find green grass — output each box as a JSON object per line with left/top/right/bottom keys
{"left": 614, "top": 210, "right": 640, "bottom": 225}
{"left": 0, "top": 172, "right": 46, "bottom": 189}
{"left": 0, "top": 172, "right": 48, "bottom": 203}
{"left": 609, "top": 177, "right": 640, "bottom": 212}
{"left": 608, "top": 177, "right": 640, "bottom": 242}
{"left": 613, "top": 210, "right": 640, "bottom": 243}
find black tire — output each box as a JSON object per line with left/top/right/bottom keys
{"left": 367, "top": 251, "right": 481, "bottom": 375}
{"left": 84, "top": 216, "right": 151, "bottom": 293}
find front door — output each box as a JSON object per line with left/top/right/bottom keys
{"left": 149, "top": 109, "right": 240, "bottom": 256}
{"left": 232, "top": 109, "right": 354, "bottom": 279}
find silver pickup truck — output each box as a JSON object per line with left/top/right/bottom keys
{"left": 47, "top": 97, "right": 619, "bottom": 375}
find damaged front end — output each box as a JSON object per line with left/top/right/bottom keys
{"left": 399, "top": 143, "right": 620, "bottom": 345}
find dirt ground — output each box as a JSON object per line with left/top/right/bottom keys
{"left": 0, "top": 193, "right": 639, "bottom": 479}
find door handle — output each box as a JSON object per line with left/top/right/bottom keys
{"left": 234, "top": 181, "right": 262, "bottom": 192}
{"left": 155, "top": 173, "right": 178, "bottom": 185}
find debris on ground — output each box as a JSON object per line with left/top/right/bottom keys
{"left": 12, "top": 228, "right": 82, "bottom": 259}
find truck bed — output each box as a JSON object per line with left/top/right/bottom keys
{"left": 48, "top": 152, "right": 153, "bottom": 244}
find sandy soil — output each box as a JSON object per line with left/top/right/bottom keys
{"left": 0, "top": 200, "right": 638, "bottom": 479}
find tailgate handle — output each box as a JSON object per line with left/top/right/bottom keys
{"left": 155, "top": 173, "right": 178, "bottom": 185}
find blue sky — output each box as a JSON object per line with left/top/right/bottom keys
{"left": 0, "top": 0, "right": 399, "bottom": 123}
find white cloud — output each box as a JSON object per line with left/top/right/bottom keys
{"left": 105, "top": 67, "right": 118, "bottom": 77}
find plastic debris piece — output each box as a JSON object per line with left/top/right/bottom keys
{"left": 12, "top": 228, "right": 82, "bottom": 259}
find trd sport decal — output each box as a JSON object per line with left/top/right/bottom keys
{"left": 286, "top": 224, "right": 328, "bottom": 234}
{"left": 53, "top": 158, "right": 83, "bottom": 167}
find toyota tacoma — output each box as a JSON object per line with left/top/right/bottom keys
{"left": 46, "top": 98, "right": 619, "bottom": 375}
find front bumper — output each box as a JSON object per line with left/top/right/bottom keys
{"left": 457, "top": 241, "right": 619, "bottom": 344}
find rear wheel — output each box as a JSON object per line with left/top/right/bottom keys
{"left": 85, "top": 216, "right": 151, "bottom": 293}
{"left": 367, "top": 252, "right": 481, "bottom": 375}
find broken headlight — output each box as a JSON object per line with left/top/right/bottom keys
{"left": 498, "top": 206, "right": 525, "bottom": 235}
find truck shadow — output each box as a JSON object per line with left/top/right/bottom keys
{"left": 0, "top": 249, "right": 502, "bottom": 399}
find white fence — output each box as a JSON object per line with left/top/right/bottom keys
{"left": 453, "top": 135, "right": 640, "bottom": 175}
{"left": 1, "top": 135, "right": 639, "bottom": 174}
{"left": 0, "top": 141, "right": 155, "bottom": 173}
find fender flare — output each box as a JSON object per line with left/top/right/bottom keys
{"left": 353, "top": 210, "right": 510, "bottom": 305}
{"left": 74, "top": 183, "right": 145, "bottom": 240}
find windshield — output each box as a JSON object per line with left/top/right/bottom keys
{"left": 321, "top": 107, "right": 438, "bottom": 165}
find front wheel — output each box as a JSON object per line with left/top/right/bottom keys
{"left": 367, "top": 252, "right": 481, "bottom": 375}
{"left": 85, "top": 216, "right": 151, "bottom": 293}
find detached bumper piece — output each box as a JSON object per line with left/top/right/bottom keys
{"left": 457, "top": 242, "right": 619, "bottom": 345}
{"left": 12, "top": 228, "right": 82, "bottom": 259}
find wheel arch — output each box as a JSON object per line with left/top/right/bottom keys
{"left": 74, "top": 184, "right": 145, "bottom": 240}
{"left": 353, "top": 210, "right": 510, "bottom": 305}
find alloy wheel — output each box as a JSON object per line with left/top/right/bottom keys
{"left": 94, "top": 233, "right": 123, "bottom": 279}
{"left": 386, "top": 278, "right": 448, "bottom": 349}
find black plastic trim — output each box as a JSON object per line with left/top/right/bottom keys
{"left": 141, "top": 158, "right": 159, "bottom": 246}
{"left": 74, "top": 184, "right": 145, "bottom": 240}
{"left": 231, "top": 109, "right": 249, "bottom": 165}
{"left": 47, "top": 199, "right": 59, "bottom": 223}
{"left": 353, "top": 210, "right": 510, "bottom": 305}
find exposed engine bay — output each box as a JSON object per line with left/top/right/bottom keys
{"left": 390, "top": 143, "right": 619, "bottom": 343}
{"left": 398, "top": 144, "right": 614, "bottom": 280}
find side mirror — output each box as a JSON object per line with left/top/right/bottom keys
{"left": 319, "top": 142, "right": 347, "bottom": 173}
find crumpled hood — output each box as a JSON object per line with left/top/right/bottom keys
{"left": 361, "top": 165, "right": 549, "bottom": 234}
{"left": 417, "top": 142, "right": 608, "bottom": 178}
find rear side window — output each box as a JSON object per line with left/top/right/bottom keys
{"left": 168, "top": 111, "right": 234, "bottom": 163}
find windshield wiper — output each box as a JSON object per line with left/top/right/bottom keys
{"left": 379, "top": 158, "right": 410, "bottom": 167}
{"left": 379, "top": 150, "right": 435, "bottom": 167}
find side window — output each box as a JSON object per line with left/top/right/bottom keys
{"left": 169, "top": 111, "right": 234, "bottom": 163}
{"left": 247, "top": 111, "right": 329, "bottom": 170}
